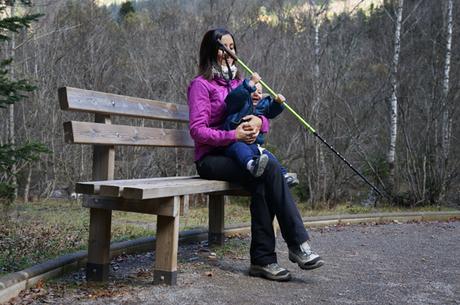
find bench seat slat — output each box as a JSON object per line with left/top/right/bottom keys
{"left": 76, "top": 176, "right": 199, "bottom": 195}
{"left": 122, "top": 179, "right": 243, "bottom": 200}
{"left": 99, "top": 176, "right": 199, "bottom": 197}
{"left": 59, "top": 87, "right": 189, "bottom": 122}
{"left": 64, "top": 121, "right": 194, "bottom": 147}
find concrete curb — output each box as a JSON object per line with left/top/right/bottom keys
{"left": 1, "top": 211, "right": 458, "bottom": 304}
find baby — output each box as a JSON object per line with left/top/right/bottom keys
{"left": 222, "top": 73, "right": 299, "bottom": 187}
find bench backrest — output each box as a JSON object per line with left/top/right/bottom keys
{"left": 58, "top": 87, "right": 193, "bottom": 181}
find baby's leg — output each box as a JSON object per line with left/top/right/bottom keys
{"left": 225, "top": 142, "right": 268, "bottom": 177}
{"left": 262, "top": 149, "right": 287, "bottom": 176}
{"left": 263, "top": 149, "right": 299, "bottom": 187}
{"left": 224, "top": 142, "right": 259, "bottom": 169}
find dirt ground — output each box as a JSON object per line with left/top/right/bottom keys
{"left": 8, "top": 220, "right": 460, "bottom": 305}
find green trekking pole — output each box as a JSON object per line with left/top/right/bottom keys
{"left": 218, "top": 40, "right": 388, "bottom": 200}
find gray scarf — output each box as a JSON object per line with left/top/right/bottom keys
{"left": 212, "top": 64, "right": 237, "bottom": 80}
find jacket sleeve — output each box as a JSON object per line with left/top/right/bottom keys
{"left": 187, "top": 79, "right": 236, "bottom": 146}
{"left": 260, "top": 115, "right": 269, "bottom": 133}
{"left": 225, "top": 79, "right": 254, "bottom": 115}
{"left": 257, "top": 96, "right": 285, "bottom": 119}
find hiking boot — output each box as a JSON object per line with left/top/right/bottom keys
{"left": 249, "top": 263, "right": 291, "bottom": 281}
{"left": 289, "top": 245, "right": 324, "bottom": 270}
{"left": 284, "top": 174, "right": 299, "bottom": 188}
{"left": 249, "top": 154, "right": 269, "bottom": 177}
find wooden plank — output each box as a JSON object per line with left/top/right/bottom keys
{"left": 98, "top": 176, "right": 197, "bottom": 197}
{"left": 76, "top": 176, "right": 198, "bottom": 195}
{"left": 76, "top": 174, "right": 294, "bottom": 196}
{"left": 64, "top": 121, "right": 194, "bottom": 148}
{"left": 59, "top": 87, "right": 189, "bottom": 122}
{"left": 154, "top": 196, "right": 180, "bottom": 285}
{"left": 122, "top": 179, "right": 242, "bottom": 200}
{"left": 83, "top": 196, "right": 179, "bottom": 217}
{"left": 75, "top": 182, "right": 100, "bottom": 195}
{"left": 208, "top": 195, "right": 225, "bottom": 246}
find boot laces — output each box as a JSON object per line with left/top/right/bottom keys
{"left": 266, "top": 263, "right": 284, "bottom": 272}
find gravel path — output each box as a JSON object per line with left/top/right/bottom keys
{"left": 8, "top": 221, "right": 460, "bottom": 305}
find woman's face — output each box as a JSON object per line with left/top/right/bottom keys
{"left": 217, "top": 34, "right": 235, "bottom": 66}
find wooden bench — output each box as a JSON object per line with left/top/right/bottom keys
{"left": 58, "top": 87, "right": 251, "bottom": 285}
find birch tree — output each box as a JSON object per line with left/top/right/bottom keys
{"left": 312, "top": 1, "right": 328, "bottom": 203}
{"left": 387, "top": 0, "right": 403, "bottom": 195}
{"left": 301, "top": 0, "right": 329, "bottom": 204}
{"left": 440, "top": 0, "right": 453, "bottom": 200}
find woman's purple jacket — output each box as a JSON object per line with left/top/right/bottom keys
{"left": 187, "top": 75, "right": 270, "bottom": 161}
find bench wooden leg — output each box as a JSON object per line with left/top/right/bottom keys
{"left": 154, "top": 197, "right": 180, "bottom": 285}
{"left": 208, "top": 195, "right": 225, "bottom": 246}
{"left": 154, "top": 214, "right": 179, "bottom": 285}
{"left": 86, "top": 208, "right": 112, "bottom": 281}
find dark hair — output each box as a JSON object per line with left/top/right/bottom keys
{"left": 198, "top": 28, "right": 239, "bottom": 80}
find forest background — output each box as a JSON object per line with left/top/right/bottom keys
{"left": 0, "top": 0, "right": 458, "bottom": 209}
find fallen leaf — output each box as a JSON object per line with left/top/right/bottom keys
{"left": 35, "top": 280, "right": 45, "bottom": 289}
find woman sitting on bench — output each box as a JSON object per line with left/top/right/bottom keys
{"left": 187, "top": 28, "right": 324, "bottom": 282}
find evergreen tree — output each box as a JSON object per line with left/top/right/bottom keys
{"left": 118, "top": 1, "right": 135, "bottom": 22}
{"left": 0, "top": 0, "right": 47, "bottom": 205}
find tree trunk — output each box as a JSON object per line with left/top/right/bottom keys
{"left": 313, "top": 21, "right": 327, "bottom": 203}
{"left": 387, "top": 0, "right": 404, "bottom": 195}
{"left": 23, "top": 29, "right": 40, "bottom": 203}
{"left": 440, "top": 0, "right": 453, "bottom": 200}
{"left": 8, "top": 4, "right": 17, "bottom": 201}
{"left": 23, "top": 165, "right": 32, "bottom": 203}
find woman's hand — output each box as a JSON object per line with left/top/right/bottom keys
{"left": 236, "top": 115, "right": 262, "bottom": 144}
{"left": 243, "top": 114, "right": 262, "bottom": 131}
{"left": 236, "top": 124, "right": 255, "bottom": 143}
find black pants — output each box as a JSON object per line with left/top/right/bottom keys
{"left": 196, "top": 154, "right": 309, "bottom": 266}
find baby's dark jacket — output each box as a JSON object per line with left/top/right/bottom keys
{"left": 222, "top": 79, "right": 285, "bottom": 145}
